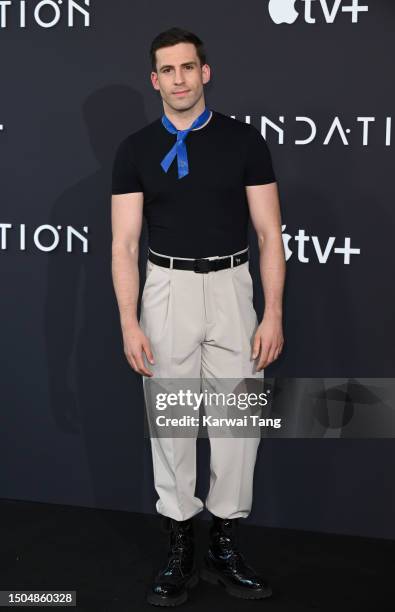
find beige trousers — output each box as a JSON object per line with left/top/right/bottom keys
{"left": 139, "top": 247, "right": 263, "bottom": 521}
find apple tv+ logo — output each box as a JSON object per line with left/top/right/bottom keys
{"left": 268, "top": 0, "right": 369, "bottom": 24}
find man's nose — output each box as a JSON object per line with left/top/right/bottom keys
{"left": 174, "top": 69, "right": 185, "bottom": 83}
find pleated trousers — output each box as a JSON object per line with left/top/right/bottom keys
{"left": 139, "top": 247, "right": 263, "bottom": 521}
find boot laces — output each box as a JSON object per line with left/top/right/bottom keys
{"left": 219, "top": 537, "right": 245, "bottom": 567}
{"left": 215, "top": 522, "right": 246, "bottom": 569}
{"left": 166, "top": 525, "right": 192, "bottom": 577}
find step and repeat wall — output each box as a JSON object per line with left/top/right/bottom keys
{"left": 1, "top": 1, "right": 394, "bottom": 538}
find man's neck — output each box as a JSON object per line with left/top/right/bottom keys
{"left": 162, "top": 101, "right": 207, "bottom": 131}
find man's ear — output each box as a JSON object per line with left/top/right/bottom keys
{"left": 202, "top": 64, "right": 211, "bottom": 85}
{"left": 150, "top": 72, "right": 160, "bottom": 90}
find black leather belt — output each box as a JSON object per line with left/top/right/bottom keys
{"left": 148, "top": 248, "right": 249, "bottom": 273}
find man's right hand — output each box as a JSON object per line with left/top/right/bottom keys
{"left": 122, "top": 323, "right": 155, "bottom": 377}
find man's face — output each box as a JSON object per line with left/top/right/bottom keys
{"left": 151, "top": 42, "right": 210, "bottom": 112}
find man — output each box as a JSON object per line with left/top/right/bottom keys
{"left": 111, "top": 26, "right": 285, "bottom": 607}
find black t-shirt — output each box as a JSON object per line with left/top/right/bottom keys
{"left": 111, "top": 109, "right": 276, "bottom": 258}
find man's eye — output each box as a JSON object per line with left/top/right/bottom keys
{"left": 162, "top": 66, "right": 193, "bottom": 73}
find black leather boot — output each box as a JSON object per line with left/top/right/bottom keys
{"left": 200, "top": 514, "right": 272, "bottom": 599}
{"left": 146, "top": 516, "right": 199, "bottom": 606}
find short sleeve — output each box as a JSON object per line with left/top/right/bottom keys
{"left": 243, "top": 126, "right": 276, "bottom": 186}
{"left": 111, "top": 137, "right": 143, "bottom": 195}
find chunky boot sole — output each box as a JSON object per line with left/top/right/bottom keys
{"left": 200, "top": 566, "right": 272, "bottom": 600}
{"left": 146, "top": 571, "right": 199, "bottom": 607}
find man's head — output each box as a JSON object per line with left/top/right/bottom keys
{"left": 149, "top": 27, "right": 210, "bottom": 114}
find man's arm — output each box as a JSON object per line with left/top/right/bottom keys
{"left": 246, "top": 182, "right": 286, "bottom": 370}
{"left": 111, "top": 192, "right": 154, "bottom": 376}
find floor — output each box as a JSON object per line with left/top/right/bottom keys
{"left": 0, "top": 499, "right": 393, "bottom": 611}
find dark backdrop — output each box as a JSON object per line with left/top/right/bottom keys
{"left": 1, "top": 0, "right": 394, "bottom": 539}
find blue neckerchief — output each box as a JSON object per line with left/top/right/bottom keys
{"left": 160, "top": 107, "right": 211, "bottom": 179}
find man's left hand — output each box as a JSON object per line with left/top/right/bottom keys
{"left": 252, "top": 314, "right": 284, "bottom": 370}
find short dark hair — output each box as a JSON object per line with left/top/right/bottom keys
{"left": 149, "top": 27, "right": 207, "bottom": 72}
